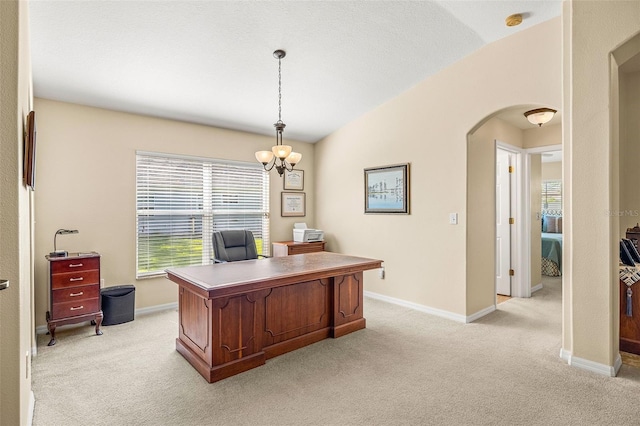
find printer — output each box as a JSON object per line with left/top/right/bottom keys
{"left": 293, "top": 223, "right": 324, "bottom": 243}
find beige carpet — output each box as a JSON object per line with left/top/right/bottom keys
{"left": 32, "top": 277, "right": 640, "bottom": 425}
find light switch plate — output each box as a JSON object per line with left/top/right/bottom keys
{"left": 449, "top": 213, "right": 458, "bottom": 225}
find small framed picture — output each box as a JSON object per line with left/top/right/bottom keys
{"left": 364, "top": 163, "right": 410, "bottom": 214}
{"left": 284, "top": 169, "right": 304, "bottom": 191}
{"left": 281, "top": 192, "right": 306, "bottom": 217}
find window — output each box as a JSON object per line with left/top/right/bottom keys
{"left": 136, "top": 152, "right": 269, "bottom": 278}
{"left": 541, "top": 180, "right": 562, "bottom": 215}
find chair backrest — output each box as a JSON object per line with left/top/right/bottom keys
{"left": 212, "top": 230, "right": 258, "bottom": 262}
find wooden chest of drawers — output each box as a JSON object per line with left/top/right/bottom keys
{"left": 272, "top": 241, "right": 326, "bottom": 257}
{"left": 46, "top": 252, "right": 103, "bottom": 346}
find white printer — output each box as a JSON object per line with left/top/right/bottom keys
{"left": 293, "top": 223, "right": 324, "bottom": 243}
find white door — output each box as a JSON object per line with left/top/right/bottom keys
{"left": 496, "top": 149, "right": 512, "bottom": 296}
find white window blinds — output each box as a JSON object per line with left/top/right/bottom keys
{"left": 136, "top": 152, "right": 269, "bottom": 278}
{"left": 541, "top": 180, "right": 562, "bottom": 215}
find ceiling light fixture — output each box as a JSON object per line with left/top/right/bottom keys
{"left": 524, "top": 107, "right": 557, "bottom": 127}
{"left": 255, "top": 50, "right": 302, "bottom": 177}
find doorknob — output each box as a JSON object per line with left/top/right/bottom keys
{"left": 0, "top": 280, "right": 8, "bottom": 291}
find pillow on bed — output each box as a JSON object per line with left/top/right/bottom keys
{"left": 546, "top": 216, "right": 563, "bottom": 233}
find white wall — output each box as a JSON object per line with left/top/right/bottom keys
{"left": 315, "top": 18, "right": 561, "bottom": 320}
{"left": 33, "top": 99, "right": 315, "bottom": 328}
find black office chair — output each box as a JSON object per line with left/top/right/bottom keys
{"left": 212, "top": 230, "right": 268, "bottom": 263}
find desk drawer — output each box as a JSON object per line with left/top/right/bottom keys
{"left": 289, "top": 243, "right": 325, "bottom": 255}
{"left": 51, "top": 270, "right": 99, "bottom": 289}
{"left": 52, "top": 284, "right": 99, "bottom": 304}
{"left": 51, "top": 298, "right": 99, "bottom": 319}
{"left": 51, "top": 257, "right": 100, "bottom": 274}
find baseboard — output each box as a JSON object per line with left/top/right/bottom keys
{"left": 135, "top": 302, "right": 178, "bottom": 316}
{"left": 466, "top": 305, "right": 496, "bottom": 323}
{"left": 531, "top": 283, "right": 543, "bottom": 293}
{"left": 364, "top": 291, "right": 468, "bottom": 323}
{"left": 28, "top": 390, "right": 35, "bottom": 426}
{"left": 560, "top": 348, "right": 621, "bottom": 377}
{"left": 35, "top": 302, "right": 179, "bottom": 335}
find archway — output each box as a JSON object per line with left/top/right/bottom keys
{"left": 466, "top": 105, "right": 561, "bottom": 319}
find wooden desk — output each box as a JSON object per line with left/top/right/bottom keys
{"left": 166, "top": 251, "right": 382, "bottom": 383}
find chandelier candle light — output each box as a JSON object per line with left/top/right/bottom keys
{"left": 255, "top": 50, "right": 302, "bottom": 176}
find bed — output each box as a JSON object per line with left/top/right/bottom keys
{"left": 542, "top": 232, "right": 562, "bottom": 276}
{"left": 541, "top": 213, "right": 563, "bottom": 276}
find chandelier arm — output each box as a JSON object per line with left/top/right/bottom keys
{"left": 262, "top": 155, "right": 276, "bottom": 172}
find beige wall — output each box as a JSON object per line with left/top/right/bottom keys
{"left": 523, "top": 123, "right": 561, "bottom": 149}
{"left": 467, "top": 117, "right": 522, "bottom": 313}
{"left": 541, "top": 161, "right": 562, "bottom": 181}
{"left": 531, "top": 155, "right": 542, "bottom": 288}
{"left": 0, "top": 1, "right": 34, "bottom": 424}
{"left": 563, "top": 0, "right": 640, "bottom": 369}
{"left": 33, "top": 99, "right": 315, "bottom": 328}
{"left": 315, "top": 18, "right": 561, "bottom": 319}
{"left": 619, "top": 71, "right": 640, "bottom": 235}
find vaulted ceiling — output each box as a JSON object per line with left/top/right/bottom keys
{"left": 29, "top": 1, "right": 562, "bottom": 142}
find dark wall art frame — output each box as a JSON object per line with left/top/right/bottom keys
{"left": 23, "top": 110, "right": 36, "bottom": 190}
{"left": 364, "top": 163, "right": 410, "bottom": 214}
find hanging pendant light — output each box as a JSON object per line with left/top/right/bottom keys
{"left": 255, "top": 50, "right": 302, "bottom": 176}
{"left": 524, "top": 107, "right": 557, "bottom": 127}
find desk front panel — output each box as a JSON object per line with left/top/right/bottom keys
{"left": 169, "top": 253, "right": 381, "bottom": 382}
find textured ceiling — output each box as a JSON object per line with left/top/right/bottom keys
{"left": 29, "top": 1, "right": 561, "bottom": 143}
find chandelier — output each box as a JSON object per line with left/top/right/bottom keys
{"left": 255, "top": 50, "right": 302, "bottom": 176}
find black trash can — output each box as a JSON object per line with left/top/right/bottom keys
{"left": 101, "top": 285, "right": 135, "bottom": 326}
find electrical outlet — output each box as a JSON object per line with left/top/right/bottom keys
{"left": 378, "top": 267, "right": 385, "bottom": 279}
{"left": 100, "top": 279, "right": 105, "bottom": 288}
{"left": 449, "top": 213, "right": 458, "bottom": 225}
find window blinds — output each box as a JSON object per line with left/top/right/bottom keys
{"left": 136, "top": 152, "right": 269, "bottom": 278}
{"left": 541, "top": 180, "right": 562, "bottom": 214}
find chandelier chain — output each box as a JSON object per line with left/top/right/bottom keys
{"left": 277, "top": 55, "right": 282, "bottom": 123}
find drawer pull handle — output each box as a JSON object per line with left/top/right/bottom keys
{"left": 69, "top": 292, "right": 84, "bottom": 297}
{"left": 69, "top": 277, "right": 84, "bottom": 282}
{"left": 70, "top": 305, "right": 84, "bottom": 311}
{"left": 69, "top": 263, "right": 83, "bottom": 268}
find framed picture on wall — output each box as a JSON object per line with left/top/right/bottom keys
{"left": 23, "top": 111, "right": 37, "bottom": 190}
{"left": 364, "top": 163, "right": 410, "bottom": 214}
{"left": 281, "top": 192, "right": 306, "bottom": 217}
{"left": 283, "top": 169, "right": 304, "bottom": 190}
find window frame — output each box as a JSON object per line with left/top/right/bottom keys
{"left": 135, "top": 151, "right": 270, "bottom": 279}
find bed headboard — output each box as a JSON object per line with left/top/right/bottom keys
{"left": 542, "top": 210, "right": 563, "bottom": 233}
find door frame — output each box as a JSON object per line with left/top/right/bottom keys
{"left": 524, "top": 143, "right": 562, "bottom": 296}
{"left": 496, "top": 141, "right": 528, "bottom": 298}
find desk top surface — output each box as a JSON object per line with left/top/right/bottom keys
{"left": 166, "top": 251, "right": 382, "bottom": 296}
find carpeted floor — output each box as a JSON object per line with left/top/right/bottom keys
{"left": 32, "top": 277, "right": 640, "bottom": 425}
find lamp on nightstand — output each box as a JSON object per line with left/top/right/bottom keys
{"left": 50, "top": 229, "right": 78, "bottom": 257}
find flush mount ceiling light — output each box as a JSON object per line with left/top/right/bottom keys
{"left": 524, "top": 107, "right": 557, "bottom": 127}
{"left": 255, "top": 49, "right": 302, "bottom": 177}
{"left": 505, "top": 13, "right": 523, "bottom": 27}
